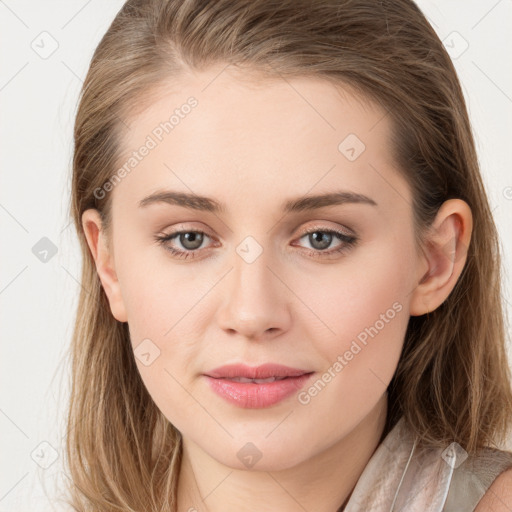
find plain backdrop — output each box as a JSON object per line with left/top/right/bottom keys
{"left": 1, "top": 0, "right": 511, "bottom": 510}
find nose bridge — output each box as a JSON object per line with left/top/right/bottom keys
{"left": 231, "top": 234, "right": 275, "bottom": 307}
{"left": 217, "top": 234, "right": 287, "bottom": 337}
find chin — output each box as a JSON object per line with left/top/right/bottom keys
{"left": 207, "top": 437, "right": 314, "bottom": 473}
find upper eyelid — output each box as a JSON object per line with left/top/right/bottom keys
{"left": 163, "top": 219, "right": 355, "bottom": 236}
{"left": 163, "top": 225, "right": 353, "bottom": 240}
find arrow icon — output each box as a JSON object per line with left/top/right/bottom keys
{"left": 30, "top": 441, "right": 58, "bottom": 468}
{"left": 338, "top": 134, "right": 365, "bottom": 161}
{"left": 135, "top": 339, "right": 161, "bottom": 366}
{"left": 237, "top": 441, "right": 263, "bottom": 468}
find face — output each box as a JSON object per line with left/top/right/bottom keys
{"left": 86, "top": 65, "right": 426, "bottom": 471}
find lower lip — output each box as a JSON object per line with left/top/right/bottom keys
{"left": 204, "top": 373, "right": 314, "bottom": 408}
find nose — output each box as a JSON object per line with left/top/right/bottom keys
{"left": 216, "top": 245, "right": 292, "bottom": 341}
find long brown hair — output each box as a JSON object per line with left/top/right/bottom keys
{"left": 63, "top": 0, "right": 512, "bottom": 510}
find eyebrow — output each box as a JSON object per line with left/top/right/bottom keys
{"left": 138, "top": 189, "right": 377, "bottom": 213}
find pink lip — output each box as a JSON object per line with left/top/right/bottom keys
{"left": 205, "top": 363, "right": 311, "bottom": 379}
{"left": 203, "top": 364, "right": 314, "bottom": 408}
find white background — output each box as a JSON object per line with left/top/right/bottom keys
{"left": 1, "top": 0, "right": 511, "bottom": 509}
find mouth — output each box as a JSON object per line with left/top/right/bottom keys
{"left": 203, "top": 363, "right": 315, "bottom": 408}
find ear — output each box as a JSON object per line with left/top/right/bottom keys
{"left": 81, "top": 209, "right": 128, "bottom": 323}
{"left": 409, "top": 199, "right": 473, "bottom": 316}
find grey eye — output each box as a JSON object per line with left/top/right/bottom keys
{"left": 307, "top": 231, "right": 333, "bottom": 250}
{"left": 177, "top": 232, "right": 205, "bottom": 250}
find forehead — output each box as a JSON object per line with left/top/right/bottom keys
{"left": 110, "top": 66, "right": 409, "bottom": 216}
{"left": 120, "top": 66, "right": 388, "bottom": 146}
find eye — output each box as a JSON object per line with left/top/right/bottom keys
{"left": 154, "top": 230, "right": 212, "bottom": 260}
{"left": 154, "top": 225, "right": 358, "bottom": 260}
{"left": 293, "top": 226, "right": 358, "bottom": 259}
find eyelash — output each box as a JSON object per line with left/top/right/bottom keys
{"left": 154, "top": 225, "right": 358, "bottom": 261}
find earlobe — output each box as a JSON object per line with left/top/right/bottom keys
{"left": 409, "top": 199, "right": 472, "bottom": 317}
{"left": 81, "top": 209, "right": 128, "bottom": 323}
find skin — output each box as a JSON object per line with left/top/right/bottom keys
{"left": 82, "top": 64, "right": 473, "bottom": 511}
{"left": 474, "top": 468, "right": 512, "bottom": 511}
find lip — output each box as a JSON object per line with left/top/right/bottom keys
{"left": 203, "top": 364, "right": 314, "bottom": 408}
{"left": 205, "top": 363, "right": 311, "bottom": 379}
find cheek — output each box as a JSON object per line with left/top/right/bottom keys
{"left": 300, "top": 232, "right": 412, "bottom": 337}
{"left": 113, "top": 242, "right": 217, "bottom": 421}
{"left": 295, "top": 235, "right": 413, "bottom": 406}
{"left": 114, "top": 231, "right": 205, "bottom": 341}
{"left": 119, "top": 268, "right": 207, "bottom": 432}
{"left": 119, "top": 267, "right": 207, "bottom": 377}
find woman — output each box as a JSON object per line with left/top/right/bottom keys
{"left": 64, "top": 0, "right": 512, "bottom": 510}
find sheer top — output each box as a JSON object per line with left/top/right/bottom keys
{"left": 342, "top": 416, "right": 512, "bottom": 511}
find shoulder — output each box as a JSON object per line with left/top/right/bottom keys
{"left": 474, "top": 467, "right": 512, "bottom": 512}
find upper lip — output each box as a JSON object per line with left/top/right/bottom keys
{"left": 204, "top": 363, "right": 311, "bottom": 379}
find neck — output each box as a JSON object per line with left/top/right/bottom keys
{"left": 177, "top": 393, "right": 388, "bottom": 512}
